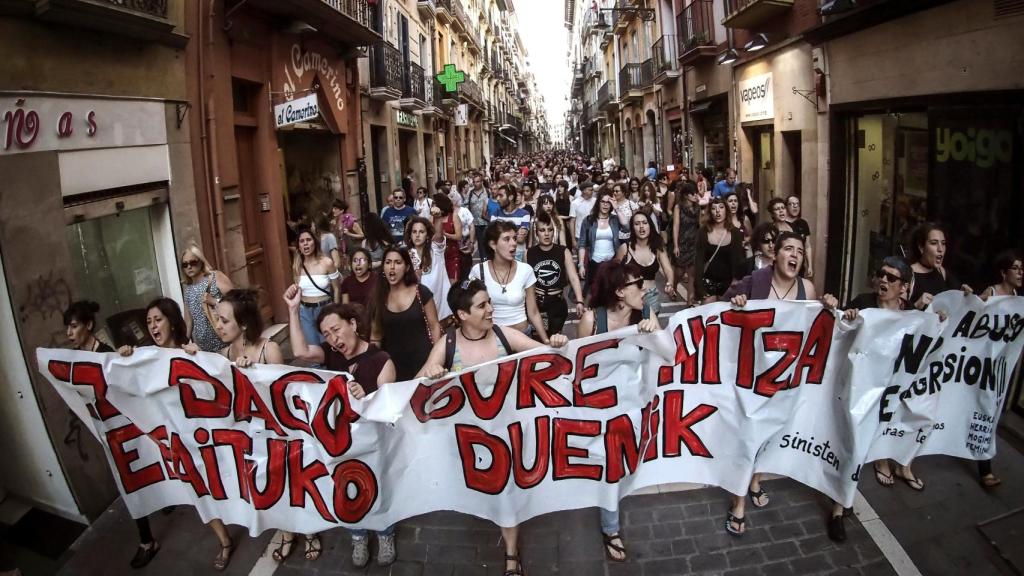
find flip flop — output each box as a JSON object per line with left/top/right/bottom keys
{"left": 304, "top": 534, "right": 322, "bottom": 561}
{"left": 894, "top": 469, "right": 925, "bottom": 491}
{"left": 874, "top": 463, "right": 895, "bottom": 487}
{"left": 602, "top": 533, "right": 627, "bottom": 562}
{"left": 981, "top": 474, "right": 1002, "bottom": 488}
{"left": 749, "top": 488, "right": 770, "bottom": 508}
{"left": 725, "top": 511, "right": 746, "bottom": 536}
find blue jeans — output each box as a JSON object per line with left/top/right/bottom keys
{"left": 600, "top": 507, "right": 620, "bottom": 535}
{"left": 351, "top": 525, "right": 395, "bottom": 539}
{"left": 299, "top": 302, "right": 327, "bottom": 347}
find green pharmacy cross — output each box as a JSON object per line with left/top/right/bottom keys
{"left": 436, "top": 64, "right": 466, "bottom": 93}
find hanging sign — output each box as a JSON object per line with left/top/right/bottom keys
{"left": 738, "top": 72, "right": 773, "bottom": 123}
{"left": 436, "top": 64, "right": 466, "bottom": 93}
{"left": 274, "top": 94, "right": 320, "bottom": 129}
{"left": 454, "top": 104, "right": 469, "bottom": 127}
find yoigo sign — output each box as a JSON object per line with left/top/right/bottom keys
{"left": 739, "top": 73, "right": 773, "bottom": 123}
{"left": 935, "top": 127, "right": 1013, "bottom": 168}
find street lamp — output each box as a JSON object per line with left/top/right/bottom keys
{"left": 717, "top": 49, "right": 739, "bottom": 66}
{"left": 743, "top": 33, "right": 769, "bottom": 53}
{"left": 592, "top": 6, "right": 656, "bottom": 30}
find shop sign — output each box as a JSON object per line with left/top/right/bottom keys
{"left": 396, "top": 109, "right": 419, "bottom": 129}
{"left": 935, "top": 127, "right": 1012, "bottom": 168}
{"left": 738, "top": 73, "right": 773, "bottom": 123}
{"left": 283, "top": 44, "right": 345, "bottom": 113}
{"left": 274, "top": 94, "right": 320, "bottom": 129}
{"left": 455, "top": 104, "right": 469, "bottom": 127}
{"left": 1, "top": 96, "right": 165, "bottom": 156}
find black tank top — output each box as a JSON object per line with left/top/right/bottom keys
{"left": 626, "top": 249, "right": 659, "bottom": 281}
{"left": 527, "top": 245, "right": 568, "bottom": 291}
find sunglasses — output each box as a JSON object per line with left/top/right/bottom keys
{"left": 761, "top": 236, "right": 776, "bottom": 244}
{"left": 623, "top": 278, "right": 644, "bottom": 290}
{"left": 181, "top": 259, "right": 201, "bottom": 269}
{"left": 875, "top": 270, "right": 903, "bottom": 283}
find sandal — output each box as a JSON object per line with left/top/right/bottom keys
{"left": 272, "top": 533, "right": 295, "bottom": 562}
{"left": 874, "top": 462, "right": 895, "bottom": 487}
{"left": 213, "top": 538, "right": 233, "bottom": 571}
{"left": 602, "top": 533, "right": 627, "bottom": 562}
{"left": 725, "top": 511, "right": 746, "bottom": 536}
{"left": 894, "top": 468, "right": 925, "bottom": 491}
{"left": 504, "top": 553, "right": 525, "bottom": 576}
{"left": 304, "top": 534, "right": 322, "bottom": 561}
{"left": 749, "top": 487, "right": 770, "bottom": 508}
{"left": 130, "top": 541, "right": 160, "bottom": 569}
{"left": 982, "top": 474, "right": 1002, "bottom": 488}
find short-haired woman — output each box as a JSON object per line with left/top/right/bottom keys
{"left": 180, "top": 245, "right": 234, "bottom": 352}
{"left": 284, "top": 293, "right": 398, "bottom": 567}
{"left": 418, "top": 280, "right": 568, "bottom": 576}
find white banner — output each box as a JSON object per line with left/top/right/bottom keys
{"left": 36, "top": 295, "right": 1024, "bottom": 535}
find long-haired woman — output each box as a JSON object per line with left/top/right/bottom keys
{"left": 694, "top": 197, "right": 745, "bottom": 304}
{"left": 114, "top": 298, "right": 205, "bottom": 567}
{"left": 578, "top": 188, "right": 622, "bottom": 295}
{"left": 369, "top": 246, "right": 441, "bottom": 381}
{"left": 724, "top": 191, "right": 753, "bottom": 254}
{"left": 332, "top": 198, "right": 363, "bottom": 273}
{"left": 361, "top": 212, "right": 394, "bottom": 269}
{"left": 292, "top": 225, "right": 340, "bottom": 348}
{"left": 616, "top": 211, "right": 675, "bottom": 315}
{"left": 611, "top": 182, "right": 638, "bottom": 242}
{"left": 577, "top": 261, "right": 660, "bottom": 562}
{"left": 469, "top": 220, "right": 552, "bottom": 343}
{"left": 403, "top": 206, "right": 453, "bottom": 320}
{"left": 554, "top": 179, "right": 574, "bottom": 250}
{"left": 181, "top": 245, "right": 234, "bottom": 352}
{"left": 908, "top": 222, "right": 973, "bottom": 311}
{"left": 417, "top": 280, "right": 568, "bottom": 576}
{"left": 672, "top": 181, "right": 701, "bottom": 305}
{"left": 340, "top": 247, "right": 378, "bottom": 305}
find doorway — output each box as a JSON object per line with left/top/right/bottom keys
{"left": 234, "top": 127, "right": 273, "bottom": 321}
{"left": 371, "top": 125, "right": 388, "bottom": 211}
{"left": 781, "top": 130, "right": 801, "bottom": 199}
{"left": 750, "top": 125, "right": 775, "bottom": 205}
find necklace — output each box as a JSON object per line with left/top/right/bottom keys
{"left": 771, "top": 278, "right": 798, "bottom": 300}
{"left": 460, "top": 326, "right": 488, "bottom": 341}
{"left": 491, "top": 260, "right": 514, "bottom": 294}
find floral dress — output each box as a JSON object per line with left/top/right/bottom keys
{"left": 184, "top": 273, "right": 225, "bottom": 352}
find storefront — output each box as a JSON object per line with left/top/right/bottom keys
{"left": 688, "top": 93, "right": 729, "bottom": 176}
{"left": 0, "top": 93, "right": 194, "bottom": 521}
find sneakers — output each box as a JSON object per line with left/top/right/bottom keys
{"left": 351, "top": 536, "right": 370, "bottom": 568}
{"left": 377, "top": 533, "right": 397, "bottom": 566}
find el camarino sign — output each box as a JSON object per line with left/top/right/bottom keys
{"left": 739, "top": 73, "right": 773, "bottom": 123}
{"left": 274, "top": 94, "right": 320, "bottom": 129}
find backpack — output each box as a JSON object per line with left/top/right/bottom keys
{"left": 443, "top": 325, "right": 513, "bottom": 371}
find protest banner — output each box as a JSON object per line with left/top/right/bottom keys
{"left": 36, "top": 294, "right": 1024, "bottom": 535}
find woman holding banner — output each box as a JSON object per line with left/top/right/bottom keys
{"left": 722, "top": 232, "right": 839, "bottom": 537}
{"left": 284, "top": 291, "right": 399, "bottom": 567}
{"left": 418, "top": 280, "right": 568, "bottom": 576}
{"left": 577, "top": 261, "right": 660, "bottom": 562}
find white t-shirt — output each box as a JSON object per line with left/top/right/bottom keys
{"left": 469, "top": 261, "right": 536, "bottom": 326}
{"left": 570, "top": 196, "right": 597, "bottom": 241}
{"left": 457, "top": 206, "right": 474, "bottom": 249}
{"left": 414, "top": 197, "right": 433, "bottom": 219}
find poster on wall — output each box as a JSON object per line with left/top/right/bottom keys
{"left": 738, "top": 73, "right": 773, "bottom": 123}
{"left": 455, "top": 104, "right": 469, "bottom": 127}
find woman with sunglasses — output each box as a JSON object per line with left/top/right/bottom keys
{"left": 694, "top": 197, "right": 745, "bottom": 305}
{"left": 284, "top": 295, "right": 399, "bottom": 567}
{"left": 369, "top": 246, "right": 441, "bottom": 381}
{"left": 418, "top": 280, "right": 568, "bottom": 576}
{"left": 672, "top": 181, "right": 701, "bottom": 305}
{"left": 578, "top": 189, "right": 622, "bottom": 296}
{"left": 292, "top": 225, "right": 341, "bottom": 349}
{"left": 114, "top": 299, "right": 202, "bottom": 567}
{"left": 721, "top": 232, "right": 840, "bottom": 538}
{"left": 741, "top": 223, "right": 778, "bottom": 276}
{"left": 616, "top": 211, "right": 675, "bottom": 315}
{"left": 577, "top": 261, "right": 660, "bottom": 562}
{"left": 180, "top": 245, "right": 234, "bottom": 352}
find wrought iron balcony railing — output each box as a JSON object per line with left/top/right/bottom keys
{"left": 652, "top": 35, "right": 679, "bottom": 77}
{"left": 370, "top": 41, "right": 403, "bottom": 94}
{"left": 404, "top": 63, "right": 426, "bottom": 101}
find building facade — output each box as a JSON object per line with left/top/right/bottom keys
{"left": 0, "top": 1, "right": 194, "bottom": 521}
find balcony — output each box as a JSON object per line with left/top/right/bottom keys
{"left": 369, "top": 42, "right": 403, "bottom": 101}
{"left": 32, "top": 0, "right": 182, "bottom": 46}
{"left": 436, "top": 79, "right": 459, "bottom": 107}
{"left": 450, "top": 0, "right": 468, "bottom": 34}
{"left": 399, "top": 63, "right": 427, "bottom": 110}
{"left": 246, "top": 0, "right": 381, "bottom": 46}
{"left": 618, "top": 61, "right": 651, "bottom": 104}
{"left": 435, "top": 0, "right": 452, "bottom": 22}
{"left": 423, "top": 73, "right": 442, "bottom": 115}
{"left": 597, "top": 80, "right": 614, "bottom": 111}
{"left": 677, "top": 0, "right": 717, "bottom": 64}
{"left": 722, "top": 0, "right": 794, "bottom": 28}
{"left": 613, "top": 0, "right": 632, "bottom": 33}
{"left": 460, "top": 77, "right": 484, "bottom": 109}
{"left": 417, "top": 0, "right": 436, "bottom": 18}
{"left": 651, "top": 35, "right": 681, "bottom": 83}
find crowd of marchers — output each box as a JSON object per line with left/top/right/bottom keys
{"left": 58, "top": 150, "right": 1021, "bottom": 575}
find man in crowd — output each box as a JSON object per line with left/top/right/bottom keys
{"left": 381, "top": 188, "right": 416, "bottom": 245}
{"left": 713, "top": 168, "right": 737, "bottom": 198}
{"left": 569, "top": 180, "right": 596, "bottom": 245}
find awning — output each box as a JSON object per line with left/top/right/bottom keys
{"left": 689, "top": 100, "right": 713, "bottom": 114}
{"left": 497, "top": 131, "right": 516, "bottom": 144}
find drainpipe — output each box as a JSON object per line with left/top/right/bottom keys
{"left": 204, "top": 0, "right": 229, "bottom": 270}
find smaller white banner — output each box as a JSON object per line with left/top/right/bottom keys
{"left": 739, "top": 72, "right": 773, "bottom": 123}
{"left": 455, "top": 104, "right": 469, "bottom": 127}
{"left": 274, "top": 94, "right": 320, "bottom": 129}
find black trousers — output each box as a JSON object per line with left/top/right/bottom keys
{"left": 137, "top": 517, "right": 153, "bottom": 544}
{"left": 536, "top": 292, "right": 569, "bottom": 335}
{"left": 979, "top": 459, "right": 993, "bottom": 477}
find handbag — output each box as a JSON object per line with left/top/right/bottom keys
{"left": 700, "top": 238, "right": 727, "bottom": 296}
{"left": 201, "top": 272, "right": 219, "bottom": 327}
